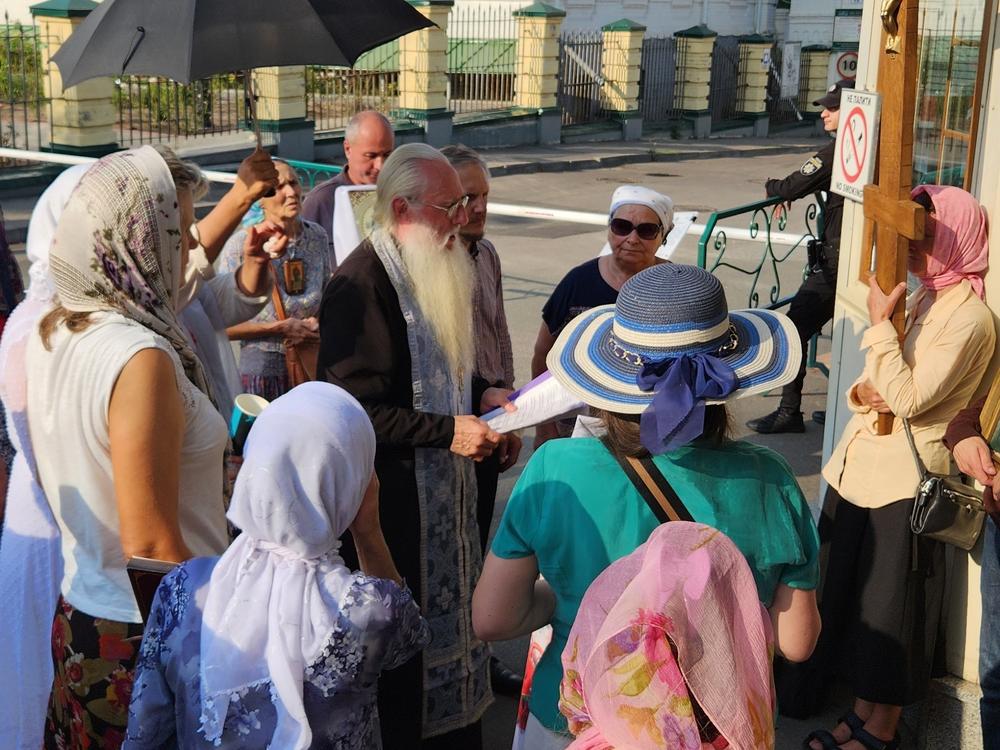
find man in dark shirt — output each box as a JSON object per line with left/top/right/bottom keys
{"left": 301, "top": 110, "right": 394, "bottom": 268}
{"left": 747, "top": 79, "right": 854, "bottom": 434}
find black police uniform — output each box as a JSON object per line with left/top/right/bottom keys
{"left": 761, "top": 139, "right": 843, "bottom": 418}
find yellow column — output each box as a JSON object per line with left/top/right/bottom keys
{"left": 800, "top": 46, "right": 833, "bottom": 114}
{"left": 251, "top": 65, "right": 314, "bottom": 159}
{"left": 600, "top": 20, "right": 644, "bottom": 114}
{"left": 31, "top": 0, "right": 116, "bottom": 155}
{"left": 512, "top": 2, "right": 565, "bottom": 111}
{"left": 737, "top": 36, "right": 773, "bottom": 115}
{"left": 396, "top": 0, "right": 453, "bottom": 145}
{"left": 674, "top": 25, "right": 716, "bottom": 112}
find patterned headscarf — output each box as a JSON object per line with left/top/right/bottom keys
{"left": 560, "top": 523, "right": 775, "bottom": 750}
{"left": 911, "top": 185, "right": 989, "bottom": 300}
{"left": 48, "top": 146, "right": 214, "bottom": 401}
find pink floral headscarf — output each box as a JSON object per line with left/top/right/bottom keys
{"left": 559, "top": 523, "right": 775, "bottom": 750}
{"left": 911, "top": 185, "right": 989, "bottom": 299}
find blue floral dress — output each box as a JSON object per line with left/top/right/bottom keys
{"left": 124, "top": 557, "right": 429, "bottom": 749}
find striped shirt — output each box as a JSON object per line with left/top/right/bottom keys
{"left": 470, "top": 238, "right": 515, "bottom": 389}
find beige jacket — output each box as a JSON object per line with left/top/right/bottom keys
{"left": 823, "top": 280, "right": 996, "bottom": 508}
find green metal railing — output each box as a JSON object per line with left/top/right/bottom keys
{"left": 696, "top": 195, "right": 829, "bottom": 375}
{"left": 284, "top": 159, "right": 341, "bottom": 191}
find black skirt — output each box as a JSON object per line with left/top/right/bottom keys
{"left": 814, "top": 487, "right": 945, "bottom": 706}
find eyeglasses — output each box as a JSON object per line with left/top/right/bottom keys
{"left": 609, "top": 218, "right": 663, "bottom": 241}
{"left": 410, "top": 194, "right": 470, "bottom": 220}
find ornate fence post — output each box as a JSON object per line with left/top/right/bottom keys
{"left": 252, "top": 66, "right": 314, "bottom": 160}
{"left": 736, "top": 33, "right": 772, "bottom": 137}
{"left": 673, "top": 24, "right": 716, "bottom": 138}
{"left": 600, "top": 19, "right": 645, "bottom": 140}
{"left": 799, "top": 45, "right": 832, "bottom": 131}
{"left": 30, "top": 0, "right": 117, "bottom": 156}
{"left": 512, "top": 2, "right": 565, "bottom": 145}
{"left": 397, "top": 0, "right": 454, "bottom": 147}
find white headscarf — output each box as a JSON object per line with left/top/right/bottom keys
{"left": 0, "top": 163, "right": 89, "bottom": 748}
{"left": 199, "top": 382, "right": 376, "bottom": 750}
{"left": 599, "top": 185, "right": 676, "bottom": 259}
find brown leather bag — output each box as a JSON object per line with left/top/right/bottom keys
{"left": 269, "top": 265, "right": 318, "bottom": 387}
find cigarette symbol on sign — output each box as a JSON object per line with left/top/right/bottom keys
{"left": 840, "top": 106, "right": 867, "bottom": 183}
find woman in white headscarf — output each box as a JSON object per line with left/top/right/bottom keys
{"left": 124, "top": 382, "right": 429, "bottom": 749}
{"left": 0, "top": 163, "right": 89, "bottom": 750}
{"left": 531, "top": 185, "right": 675, "bottom": 446}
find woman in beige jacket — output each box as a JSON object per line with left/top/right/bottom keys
{"left": 807, "top": 186, "right": 995, "bottom": 750}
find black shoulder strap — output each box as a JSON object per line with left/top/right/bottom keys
{"left": 605, "top": 441, "right": 695, "bottom": 524}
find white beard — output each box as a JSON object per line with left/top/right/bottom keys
{"left": 397, "top": 225, "right": 476, "bottom": 377}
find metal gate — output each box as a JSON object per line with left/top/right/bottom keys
{"left": 766, "top": 43, "right": 803, "bottom": 128}
{"left": 1, "top": 16, "right": 51, "bottom": 166}
{"left": 639, "top": 36, "right": 679, "bottom": 124}
{"left": 557, "top": 31, "right": 604, "bottom": 126}
{"left": 708, "top": 35, "right": 742, "bottom": 125}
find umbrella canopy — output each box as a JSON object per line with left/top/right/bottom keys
{"left": 52, "top": 0, "right": 435, "bottom": 88}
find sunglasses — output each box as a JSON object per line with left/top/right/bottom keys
{"left": 609, "top": 218, "right": 663, "bottom": 241}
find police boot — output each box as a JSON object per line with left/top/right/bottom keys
{"left": 746, "top": 407, "right": 805, "bottom": 434}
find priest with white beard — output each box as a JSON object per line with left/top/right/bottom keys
{"left": 317, "top": 143, "right": 510, "bottom": 750}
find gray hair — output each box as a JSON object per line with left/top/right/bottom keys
{"left": 345, "top": 110, "right": 393, "bottom": 144}
{"left": 440, "top": 143, "right": 490, "bottom": 177}
{"left": 152, "top": 144, "right": 209, "bottom": 201}
{"left": 374, "top": 143, "right": 451, "bottom": 228}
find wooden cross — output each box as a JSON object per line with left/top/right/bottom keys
{"left": 859, "top": 0, "right": 925, "bottom": 435}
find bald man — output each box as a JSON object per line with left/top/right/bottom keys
{"left": 302, "top": 109, "right": 394, "bottom": 268}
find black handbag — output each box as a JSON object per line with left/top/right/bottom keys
{"left": 902, "top": 418, "right": 986, "bottom": 550}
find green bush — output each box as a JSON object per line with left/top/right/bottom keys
{"left": 0, "top": 25, "right": 45, "bottom": 103}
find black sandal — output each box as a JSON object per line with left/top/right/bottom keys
{"left": 849, "top": 726, "right": 900, "bottom": 750}
{"left": 802, "top": 730, "right": 841, "bottom": 750}
{"left": 802, "top": 710, "right": 865, "bottom": 750}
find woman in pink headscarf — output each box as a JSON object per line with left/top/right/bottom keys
{"left": 808, "top": 186, "right": 995, "bottom": 750}
{"left": 559, "top": 522, "right": 775, "bottom": 750}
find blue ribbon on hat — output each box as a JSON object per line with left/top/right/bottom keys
{"left": 637, "top": 352, "right": 737, "bottom": 454}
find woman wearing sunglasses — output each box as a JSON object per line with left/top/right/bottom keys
{"left": 531, "top": 185, "right": 674, "bottom": 447}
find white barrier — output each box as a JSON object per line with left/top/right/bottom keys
{"left": 1, "top": 148, "right": 804, "bottom": 247}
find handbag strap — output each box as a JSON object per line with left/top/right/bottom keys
{"left": 901, "top": 418, "right": 930, "bottom": 480}
{"left": 268, "top": 264, "right": 288, "bottom": 321}
{"left": 604, "top": 442, "right": 694, "bottom": 524}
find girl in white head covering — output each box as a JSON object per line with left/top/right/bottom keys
{"left": 0, "top": 163, "right": 89, "bottom": 749}
{"left": 125, "top": 382, "right": 429, "bottom": 750}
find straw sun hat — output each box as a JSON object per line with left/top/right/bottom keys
{"left": 546, "top": 264, "right": 800, "bottom": 450}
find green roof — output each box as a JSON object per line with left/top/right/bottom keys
{"left": 674, "top": 24, "right": 717, "bottom": 38}
{"left": 512, "top": 2, "right": 566, "bottom": 19}
{"left": 30, "top": 0, "right": 97, "bottom": 19}
{"left": 602, "top": 18, "right": 646, "bottom": 32}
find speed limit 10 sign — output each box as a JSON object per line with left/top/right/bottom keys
{"left": 835, "top": 50, "right": 858, "bottom": 79}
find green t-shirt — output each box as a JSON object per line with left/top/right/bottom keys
{"left": 490, "top": 436, "right": 820, "bottom": 733}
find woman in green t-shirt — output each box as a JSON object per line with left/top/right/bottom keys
{"left": 472, "top": 264, "right": 822, "bottom": 749}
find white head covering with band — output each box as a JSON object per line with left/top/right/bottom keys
{"left": 599, "top": 185, "right": 683, "bottom": 259}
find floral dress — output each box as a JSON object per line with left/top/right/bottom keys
{"left": 124, "top": 556, "right": 429, "bottom": 749}
{"left": 217, "top": 219, "right": 330, "bottom": 401}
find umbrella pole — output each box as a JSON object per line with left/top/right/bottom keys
{"left": 244, "top": 70, "right": 263, "bottom": 149}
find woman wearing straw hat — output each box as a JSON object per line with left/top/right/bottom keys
{"left": 531, "top": 185, "right": 674, "bottom": 447}
{"left": 473, "top": 263, "right": 822, "bottom": 749}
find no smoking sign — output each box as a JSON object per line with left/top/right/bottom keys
{"left": 831, "top": 90, "right": 881, "bottom": 203}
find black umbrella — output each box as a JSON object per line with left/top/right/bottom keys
{"left": 52, "top": 0, "right": 435, "bottom": 144}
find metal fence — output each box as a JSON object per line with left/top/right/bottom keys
{"left": 639, "top": 36, "right": 680, "bottom": 124}
{"left": 447, "top": 5, "right": 517, "bottom": 118}
{"left": 766, "top": 43, "right": 803, "bottom": 129}
{"left": 708, "top": 35, "right": 743, "bottom": 125}
{"left": 306, "top": 42, "right": 398, "bottom": 133}
{"left": 114, "top": 73, "right": 247, "bottom": 147}
{"left": 1, "top": 17, "right": 51, "bottom": 166}
{"left": 557, "top": 30, "right": 605, "bottom": 126}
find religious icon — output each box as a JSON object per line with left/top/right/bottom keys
{"left": 283, "top": 258, "right": 306, "bottom": 295}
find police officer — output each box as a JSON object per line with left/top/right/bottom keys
{"left": 747, "top": 78, "right": 854, "bottom": 434}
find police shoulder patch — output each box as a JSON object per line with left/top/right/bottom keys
{"left": 800, "top": 156, "right": 822, "bottom": 175}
